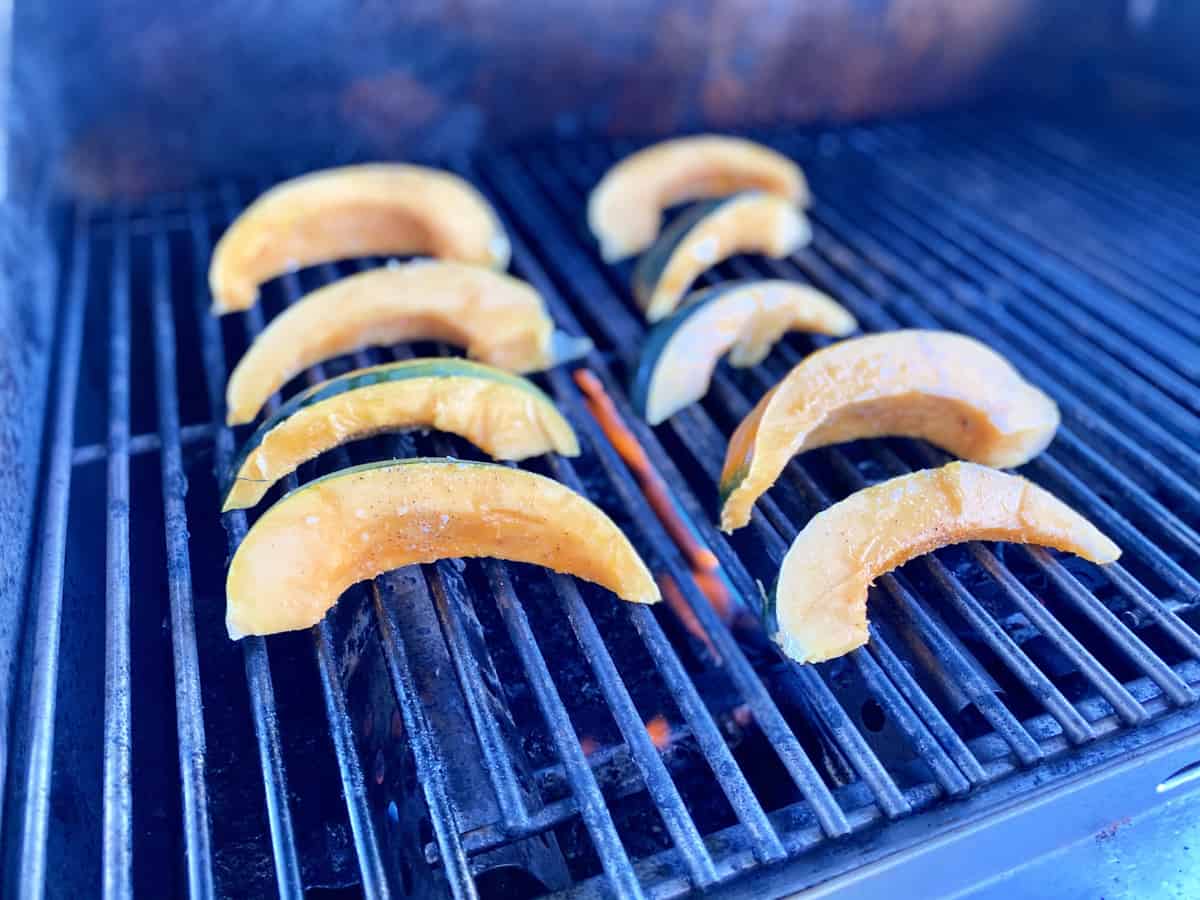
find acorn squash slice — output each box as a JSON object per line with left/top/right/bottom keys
{"left": 589, "top": 136, "right": 810, "bottom": 262}
{"left": 222, "top": 359, "right": 580, "bottom": 511}
{"left": 769, "top": 462, "right": 1120, "bottom": 663}
{"left": 632, "top": 193, "right": 811, "bottom": 322}
{"left": 224, "top": 261, "right": 591, "bottom": 425}
{"left": 225, "top": 458, "right": 661, "bottom": 638}
{"left": 631, "top": 280, "right": 856, "bottom": 425}
{"left": 209, "top": 164, "right": 511, "bottom": 313}
{"left": 720, "top": 330, "right": 1060, "bottom": 532}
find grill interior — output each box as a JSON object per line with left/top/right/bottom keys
{"left": 9, "top": 111, "right": 1200, "bottom": 899}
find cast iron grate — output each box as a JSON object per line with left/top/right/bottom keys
{"left": 7, "top": 113, "right": 1200, "bottom": 899}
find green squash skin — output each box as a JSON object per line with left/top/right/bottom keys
{"left": 762, "top": 577, "right": 781, "bottom": 645}
{"left": 222, "top": 359, "right": 560, "bottom": 504}
{"left": 632, "top": 196, "right": 745, "bottom": 309}
{"left": 628, "top": 280, "right": 757, "bottom": 420}
{"left": 717, "top": 463, "right": 751, "bottom": 508}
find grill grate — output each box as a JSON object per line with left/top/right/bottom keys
{"left": 6, "top": 114, "right": 1200, "bottom": 899}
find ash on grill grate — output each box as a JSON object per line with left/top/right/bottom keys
{"left": 9, "top": 116, "right": 1200, "bottom": 900}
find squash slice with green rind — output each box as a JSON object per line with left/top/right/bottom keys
{"left": 224, "top": 261, "right": 592, "bottom": 425}
{"left": 209, "top": 164, "right": 511, "bottom": 313}
{"left": 225, "top": 458, "right": 661, "bottom": 638}
{"left": 589, "top": 136, "right": 809, "bottom": 262}
{"left": 632, "top": 193, "right": 811, "bottom": 322}
{"left": 720, "top": 330, "right": 1060, "bottom": 532}
{"left": 630, "top": 280, "right": 856, "bottom": 425}
{"left": 222, "top": 359, "right": 579, "bottom": 511}
{"left": 769, "top": 462, "right": 1120, "bottom": 663}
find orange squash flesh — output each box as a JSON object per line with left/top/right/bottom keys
{"left": 226, "top": 459, "right": 661, "bottom": 638}
{"left": 771, "top": 462, "right": 1120, "bottom": 663}
{"left": 209, "top": 164, "right": 511, "bottom": 313}
{"left": 224, "top": 261, "right": 590, "bottom": 425}
{"left": 632, "top": 280, "right": 857, "bottom": 425}
{"left": 633, "top": 193, "right": 811, "bottom": 322}
{"left": 222, "top": 359, "right": 579, "bottom": 511}
{"left": 720, "top": 331, "right": 1060, "bottom": 531}
{"left": 588, "top": 136, "right": 810, "bottom": 262}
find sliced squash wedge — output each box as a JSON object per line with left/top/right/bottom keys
{"left": 631, "top": 280, "right": 856, "bottom": 425}
{"left": 226, "top": 458, "right": 661, "bottom": 638}
{"left": 720, "top": 330, "right": 1060, "bottom": 532}
{"left": 632, "top": 193, "right": 811, "bottom": 322}
{"left": 224, "top": 261, "right": 591, "bottom": 425}
{"left": 769, "top": 462, "right": 1120, "bottom": 663}
{"left": 222, "top": 359, "right": 579, "bottom": 511}
{"left": 589, "top": 136, "right": 810, "bottom": 262}
{"left": 209, "top": 164, "right": 511, "bottom": 313}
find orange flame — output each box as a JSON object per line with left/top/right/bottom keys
{"left": 645, "top": 715, "right": 671, "bottom": 750}
{"left": 580, "top": 736, "right": 599, "bottom": 757}
{"left": 573, "top": 368, "right": 732, "bottom": 625}
{"left": 731, "top": 704, "right": 753, "bottom": 727}
{"left": 658, "top": 574, "right": 718, "bottom": 657}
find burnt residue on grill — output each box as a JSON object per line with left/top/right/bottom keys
{"left": 7, "top": 117, "right": 1200, "bottom": 900}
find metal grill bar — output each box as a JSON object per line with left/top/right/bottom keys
{"left": 764, "top": 161, "right": 1200, "bottom": 645}
{"left": 540, "top": 529, "right": 720, "bottom": 884}
{"left": 761, "top": 240, "right": 1198, "bottom": 707}
{"left": 267, "top": 264, "right": 394, "bottom": 896}
{"left": 717, "top": 322, "right": 1084, "bottom": 751}
{"left": 508, "top": 150, "right": 1051, "bottom": 816}
{"left": 507, "top": 146, "right": 1041, "bottom": 771}
{"left": 859, "top": 127, "right": 1200, "bottom": 354}
{"left": 342, "top": 255, "right": 541, "bottom": 851}
{"left": 484, "top": 560, "right": 645, "bottom": 898}
{"left": 102, "top": 209, "right": 133, "bottom": 899}
{"left": 149, "top": 225, "right": 216, "bottom": 899}
{"left": 382, "top": 321, "right": 781, "bottom": 875}
{"left": 526, "top": 449, "right": 733, "bottom": 883}
{"left": 186, "top": 195, "right": 305, "bottom": 900}
{"left": 423, "top": 559, "right": 534, "bottom": 831}
{"left": 782, "top": 241, "right": 1195, "bottom": 657}
{"left": 805, "top": 185, "right": 1200, "bottom": 596}
{"left": 7, "top": 211, "right": 89, "bottom": 900}
{"left": 496, "top": 238, "right": 858, "bottom": 829}
{"left": 420, "top": 352, "right": 709, "bottom": 886}
{"left": 73, "top": 423, "right": 218, "bottom": 465}
{"left": 312, "top": 621, "right": 393, "bottom": 895}
{"left": 769, "top": 152, "right": 1199, "bottom": 490}
{"left": 800, "top": 183, "right": 1200, "bottom": 637}
{"left": 1011, "top": 125, "right": 1200, "bottom": 279}
{"left": 480, "top": 157, "right": 899, "bottom": 825}
{"left": 370, "top": 578, "right": 478, "bottom": 898}
{"left": 520, "top": 135, "right": 1199, "bottom": 777}
{"left": 265, "top": 244, "right": 482, "bottom": 897}
{"left": 830, "top": 134, "right": 1200, "bottom": 440}
{"left": 956, "top": 136, "right": 1200, "bottom": 332}
{"left": 931, "top": 121, "right": 1200, "bottom": 336}
{"left": 840, "top": 142, "right": 1200, "bottom": 421}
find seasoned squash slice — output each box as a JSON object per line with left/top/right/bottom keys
{"left": 770, "top": 462, "right": 1120, "bottom": 663}
{"left": 631, "top": 280, "right": 856, "bottom": 425}
{"left": 222, "top": 359, "right": 579, "bottom": 511}
{"left": 589, "top": 136, "right": 809, "bottom": 262}
{"left": 209, "top": 164, "right": 511, "bottom": 313}
{"left": 225, "top": 261, "right": 591, "bottom": 425}
{"left": 720, "top": 331, "right": 1059, "bottom": 532}
{"left": 633, "top": 194, "right": 811, "bottom": 322}
{"left": 226, "top": 458, "right": 660, "bottom": 638}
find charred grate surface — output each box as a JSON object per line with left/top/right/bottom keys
{"left": 7, "top": 113, "right": 1200, "bottom": 899}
